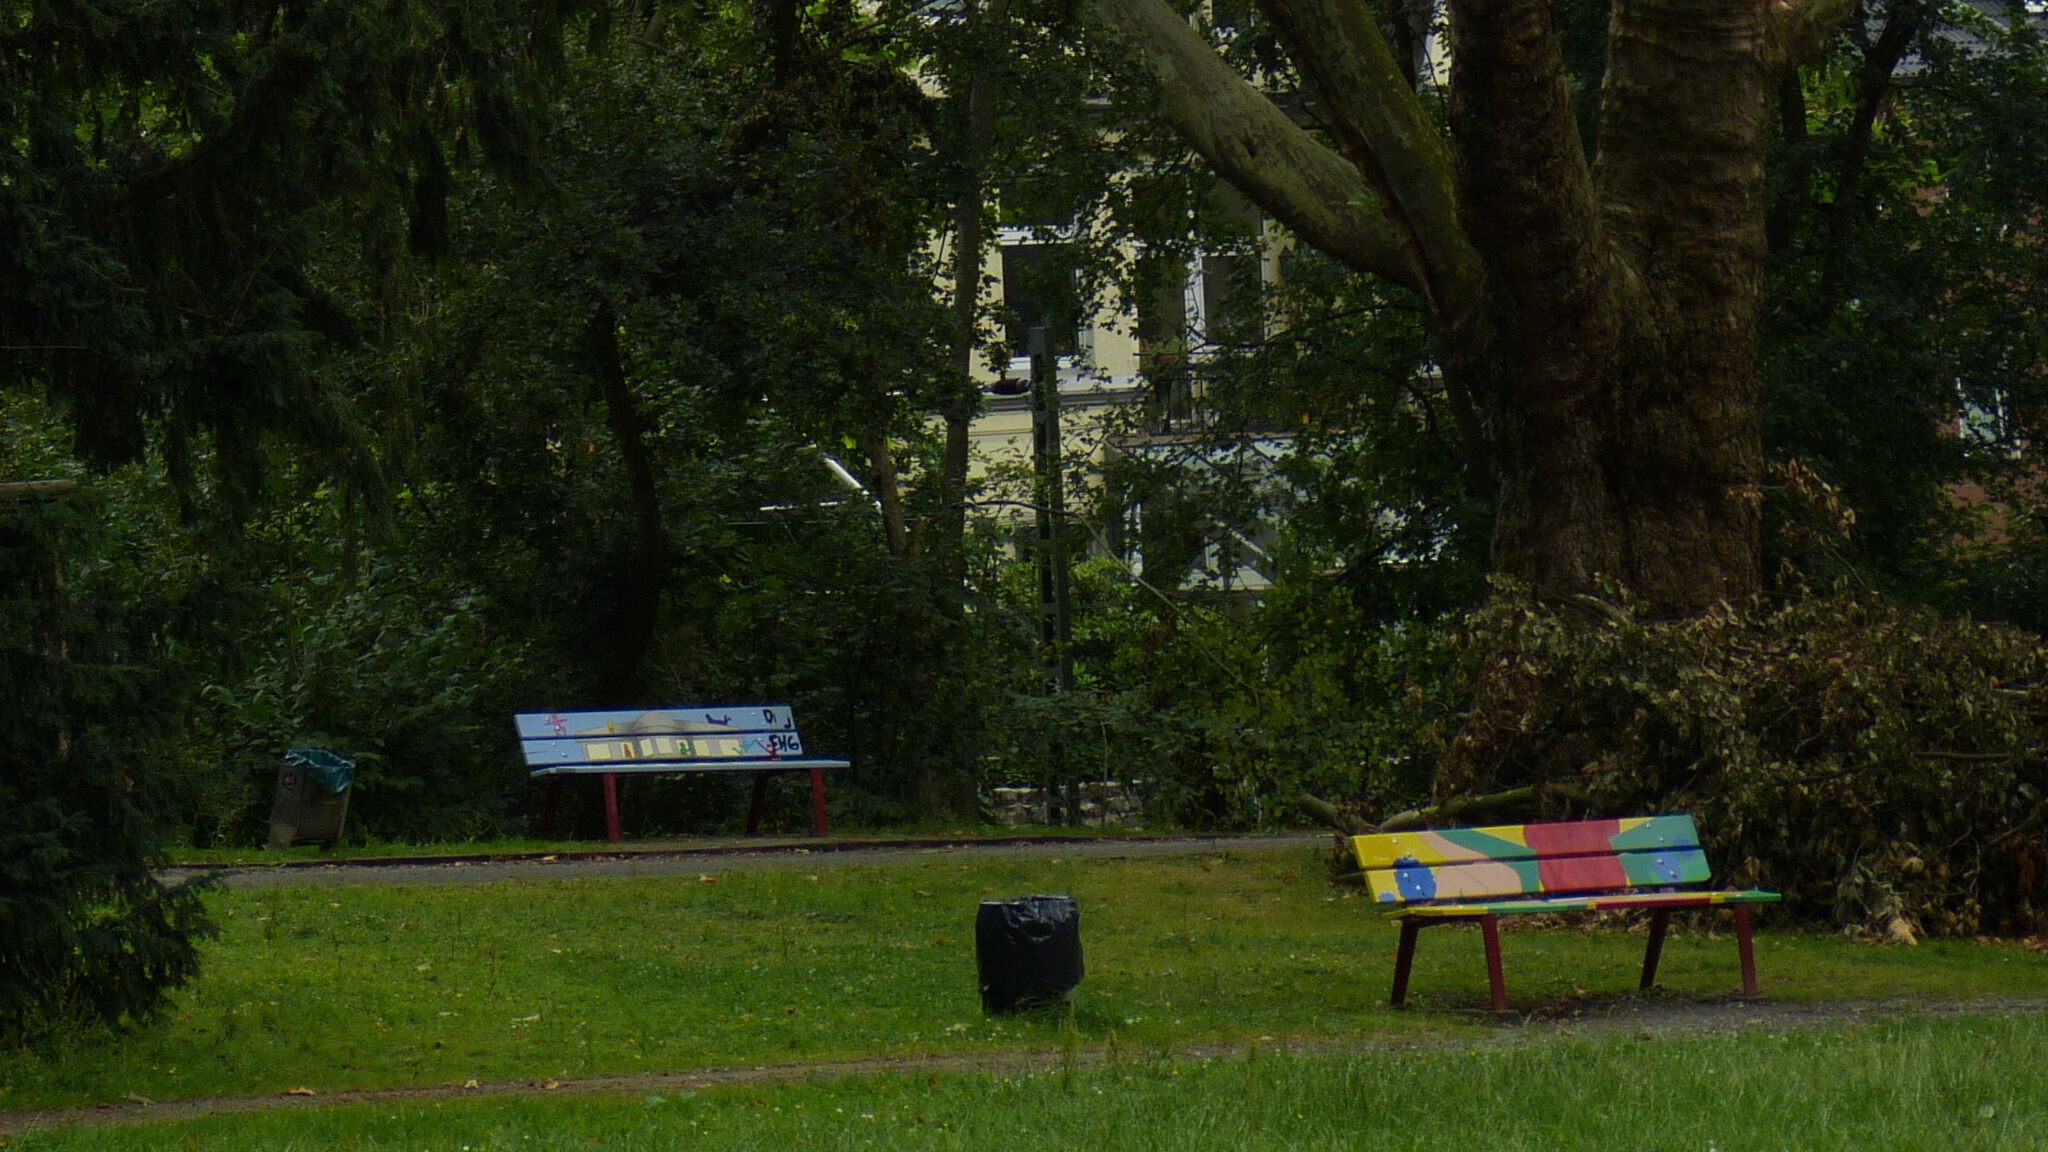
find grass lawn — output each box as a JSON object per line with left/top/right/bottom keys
{"left": 5, "top": 841, "right": 2046, "bottom": 1145}
{"left": 12, "top": 1015, "right": 2048, "bottom": 1150}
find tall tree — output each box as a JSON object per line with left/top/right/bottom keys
{"left": 0, "top": 0, "right": 582, "bottom": 1028}
{"left": 1, "top": 0, "right": 577, "bottom": 502}
{"left": 1761, "top": 0, "right": 2048, "bottom": 617}
{"left": 1093, "top": 0, "right": 1856, "bottom": 615}
{"left": 0, "top": 480, "right": 212, "bottom": 1041}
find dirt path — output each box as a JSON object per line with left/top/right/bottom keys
{"left": 9, "top": 994, "right": 2048, "bottom": 1136}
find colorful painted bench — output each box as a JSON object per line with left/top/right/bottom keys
{"left": 1350, "top": 814, "right": 1779, "bottom": 1011}
{"left": 516, "top": 705, "right": 848, "bottom": 842}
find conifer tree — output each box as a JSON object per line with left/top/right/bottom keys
{"left": 0, "top": 492, "right": 210, "bottom": 1040}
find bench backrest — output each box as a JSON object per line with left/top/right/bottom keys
{"left": 516, "top": 705, "right": 811, "bottom": 772}
{"left": 1350, "top": 815, "right": 1711, "bottom": 907}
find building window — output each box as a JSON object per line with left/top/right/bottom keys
{"left": 1135, "top": 256, "right": 1189, "bottom": 360}
{"left": 1960, "top": 381, "right": 2023, "bottom": 459}
{"left": 998, "top": 176, "right": 1074, "bottom": 229}
{"left": 1001, "top": 242, "right": 1080, "bottom": 361}
{"left": 1207, "top": 0, "right": 1252, "bottom": 33}
{"left": 1197, "top": 251, "right": 1261, "bottom": 347}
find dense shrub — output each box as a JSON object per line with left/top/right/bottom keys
{"left": 1437, "top": 582, "right": 2048, "bottom": 939}
{"left": 0, "top": 496, "right": 213, "bottom": 1043}
{"left": 190, "top": 541, "right": 542, "bottom": 846}
{"left": 977, "top": 559, "right": 1451, "bottom": 829}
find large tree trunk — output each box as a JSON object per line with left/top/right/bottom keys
{"left": 1093, "top": 0, "right": 1853, "bottom": 616}
{"left": 861, "top": 423, "right": 912, "bottom": 558}
{"left": 1589, "top": 0, "right": 1775, "bottom": 609}
{"left": 587, "top": 303, "right": 671, "bottom": 700}
{"left": 1463, "top": 0, "right": 1774, "bottom": 612}
{"left": 934, "top": 0, "right": 1006, "bottom": 592}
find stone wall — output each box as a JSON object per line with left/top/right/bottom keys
{"left": 987, "top": 780, "right": 1145, "bottom": 827}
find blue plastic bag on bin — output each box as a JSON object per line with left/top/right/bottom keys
{"left": 284, "top": 747, "right": 355, "bottom": 793}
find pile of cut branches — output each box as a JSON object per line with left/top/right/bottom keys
{"left": 1423, "top": 582, "right": 2048, "bottom": 940}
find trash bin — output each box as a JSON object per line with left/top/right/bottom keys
{"left": 976, "top": 895, "right": 1084, "bottom": 1013}
{"left": 268, "top": 747, "right": 355, "bottom": 850}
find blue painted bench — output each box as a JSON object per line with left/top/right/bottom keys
{"left": 515, "top": 705, "right": 849, "bottom": 841}
{"left": 1350, "top": 814, "right": 1780, "bottom": 1010}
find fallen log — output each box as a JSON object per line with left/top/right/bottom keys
{"left": 1302, "top": 781, "right": 1598, "bottom": 839}
{"left": 0, "top": 479, "right": 78, "bottom": 503}
{"left": 1297, "top": 792, "right": 1370, "bottom": 836}
{"left": 1377, "top": 782, "right": 1592, "bottom": 832}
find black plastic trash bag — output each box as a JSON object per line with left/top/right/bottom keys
{"left": 976, "top": 895, "right": 1084, "bottom": 1013}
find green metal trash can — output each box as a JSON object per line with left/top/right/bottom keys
{"left": 268, "top": 747, "right": 355, "bottom": 850}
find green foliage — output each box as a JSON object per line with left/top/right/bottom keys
{"left": 977, "top": 553, "right": 1452, "bottom": 828}
{"left": 1762, "top": 2, "right": 2048, "bottom": 617}
{"left": 1119, "top": 590, "right": 1452, "bottom": 828}
{"left": 0, "top": 494, "right": 213, "bottom": 1044}
{"left": 0, "top": 0, "right": 586, "bottom": 493}
{"left": 189, "top": 489, "right": 543, "bottom": 844}
{"left": 255, "top": 10, "right": 989, "bottom": 829}
{"left": 1019, "top": 237, "right": 1483, "bottom": 830}
{"left": 1439, "top": 581, "right": 2048, "bottom": 938}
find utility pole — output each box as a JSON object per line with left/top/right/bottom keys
{"left": 1029, "top": 327, "right": 1076, "bottom": 820}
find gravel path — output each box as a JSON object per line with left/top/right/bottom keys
{"left": 160, "top": 833, "right": 1330, "bottom": 889}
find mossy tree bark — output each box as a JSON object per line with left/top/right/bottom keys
{"left": 587, "top": 303, "right": 670, "bottom": 701}
{"left": 1095, "top": 0, "right": 1856, "bottom": 615}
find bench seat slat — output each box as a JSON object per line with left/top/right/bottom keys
{"left": 529, "top": 758, "right": 851, "bottom": 776}
{"left": 520, "top": 733, "right": 814, "bottom": 769}
{"left": 1351, "top": 814, "right": 1701, "bottom": 870}
{"left": 513, "top": 706, "right": 796, "bottom": 741}
{"left": 1364, "top": 846, "right": 1713, "bottom": 904}
{"left": 1391, "top": 887, "right": 1782, "bottom": 919}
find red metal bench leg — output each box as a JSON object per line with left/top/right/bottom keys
{"left": 809, "top": 767, "right": 828, "bottom": 837}
{"left": 1734, "top": 905, "right": 1760, "bottom": 996}
{"left": 746, "top": 773, "right": 770, "bottom": 835}
{"left": 540, "top": 777, "right": 562, "bottom": 839}
{"left": 1390, "top": 918, "right": 1422, "bottom": 1007}
{"left": 1481, "top": 915, "right": 1509, "bottom": 1012}
{"left": 601, "top": 773, "right": 621, "bottom": 843}
{"left": 1641, "top": 909, "right": 1671, "bottom": 990}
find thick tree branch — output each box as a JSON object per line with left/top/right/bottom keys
{"left": 588, "top": 304, "right": 671, "bottom": 700}
{"left": 1442, "top": 0, "right": 1617, "bottom": 541}
{"left": 1452, "top": 0, "right": 1608, "bottom": 326}
{"left": 1094, "top": 0, "right": 1494, "bottom": 486}
{"left": 1766, "top": 73, "right": 1812, "bottom": 254}
{"left": 1257, "top": 0, "right": 1484, "bottom": 333}
{"left": 1818, "top": 2, "right": 1921, "bottom": 317}
{"left": 1765, "top": 0, "right": 1861, "bottom": 73}
{"left": 862, "top": 426, "right": 911, "bottom": 558}
{"left": 1089, "top": 0, "right": 1422, "bottom": 290}
{"left": 0, "top": 479, "right": 78, "bottom": 503}
{"left": 1588, "top": 0, "right": 1776, "bottom": 604}
{"left": 1598, "top": 0, "right": 1776, "bottom": 296}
